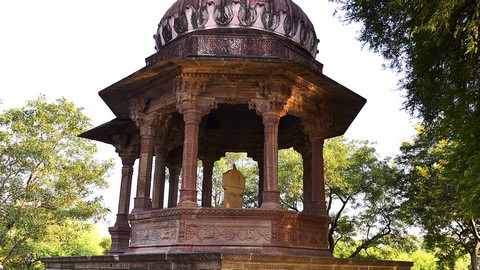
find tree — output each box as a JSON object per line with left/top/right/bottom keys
{"left": 330, "top": 0, "right": 480, "bottom": 219}
{"left": 335, "top": 235, "right": 438, "bottom": 270}
{"left": 17, "top": 220, "right": 107, "bottom": 269}
{"left": 0, "top": 96, "right": 113, "bottom": 268}
{"left": 323, "top": 137, "right": 406, "bottom": 258}
{"left": 396, "top": 127, "right": 480, "bottom": 269}
{"left": 278, "top": 148, "right": 304, "bottom": 211}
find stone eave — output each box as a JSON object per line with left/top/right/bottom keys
{"left": 79, "top": 118, "right": 138, "bottom": 145}
{"left": 98, "top": 57, "right": 365, "bottom": 138}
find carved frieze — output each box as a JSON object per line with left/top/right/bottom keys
{"left": 130, "top": 220, "right": 179, "bottom": 247}
{"left": 184, "top": 220, "right": 271, "bottom": 244}
{"left": 278, "top": 225, "right": 325, "bottom": 247}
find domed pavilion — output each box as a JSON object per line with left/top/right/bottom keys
{"left": 43, "top": 1, "right": 412, "bottom": 269}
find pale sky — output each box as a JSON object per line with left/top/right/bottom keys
{"left": 0, "top": 0, "right": 416, "bottom": 233}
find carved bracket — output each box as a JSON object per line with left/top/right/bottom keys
{"left": 175, "top": 76, "right": 216, "bottom": 114}
{"left": 248, "top": 78, "right": 291, "bottom": 116}
{"left": 112, "top": 134, "right": 140, "bottom": 162}
{"left": 301, "top": 101, "right": 338, "bottom": 138}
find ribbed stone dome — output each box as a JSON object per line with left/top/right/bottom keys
{"left": 154, "top": 0, "right": 319, "bottom": 57}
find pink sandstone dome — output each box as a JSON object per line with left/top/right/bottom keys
{"left": 154, "top": 0, "right": 319, "bottom": 57}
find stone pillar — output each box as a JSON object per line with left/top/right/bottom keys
{"left": 109, "top": 137, "right": 138, "bottom": 254}
{"left": 261, "top": 112, "right": 282, "bottom": 209}
{"left": 256, "top": 147, "right": 265, "bottom": 207}
{"left": 177, "top": 109, "right": 202, "bottom": 207}
{"left": 152, "top": 146, "right": 167, "bottom": 209}
{"left": 129, "top": 98, "right": 165, "bottom": 213}
{"left": 132, "top": 123, "right": 156, "bottom": 212}
{"left": 309, "top": 130, "right": 327, "bottom": 216}
{"left": 175, "top": 77, "right": 215, "bottom": 208}
{"left": 201, "top": 158, "right": 214, "bottom": 207}
{"left": 249, "top": 80, "right": 290, "bottom": 209}
{"left": 168, "top": 166, "right": 180, "bottom": 208}
{"left": 300, "top": 143, "right": 312, "bottom": 212}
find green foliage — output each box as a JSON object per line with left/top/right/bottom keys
{"left": 5, "top": 220, "right": 106, "bottom": 270}
{"left": 278, "top": 148, "right": 303, "bottom": 211}
{"left": 331, "top": 1, "right": 480, "bottom": 266}
{"left": 99, "top": 236, "right": 112, "bottom": 255}
{"left": 331, "top": 0, "right": 480, "bottom": 220}
{"left": 396, "top": 127, "right": 480, "bottom": 269}
{"left": 0, "top": 96, "right": 113, "bottom": 268}
{"left": 335, "top": 235, "right": 437, "bottom": 269}
{"left": 325, "top": 137, "right": 406, "bottom": 258}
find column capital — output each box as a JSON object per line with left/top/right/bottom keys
{"left": 177, "top": 97, "right": 217, "bottom": 117}
{"left": 175, "top": 76, "right": 216, "bottom": 114}
{"left": 112, "top": 135, "right": 139, "bottom": 165}
{"left": 262, "top": 111, "right": 282, "bottom": 127}
{"left": 129, "top": 97, "right": 171, "bottom": 129}
{"left": 302, "top": 102, "right": 338, "bottom": 138}
{"left": 249, "top": 78, "right": 291, "bottom": 117}
{"left": 249, "top": 98, "right": 288, "bottom": 118}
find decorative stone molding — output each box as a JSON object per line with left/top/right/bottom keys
{"left": 302, "top": 102, "right": 338, "bottom": 138}
{"left": 175, "top": 76, "right": 217, "bottom": 114}
{"left": 127, "top": 208, "right": 330, "bottom": 256}
{"left": 154, "top": 0, "right": 319, "bottom": 57}
{"left": 112, "top": 134, "right": 140, "bottom": 162}
{"left": 249, "top": 78, "right": 291, "bottom": 117}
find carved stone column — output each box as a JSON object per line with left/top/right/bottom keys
{"left": 109, "top": 136, "right": 138, "bottom": 254}
{"left": 168, "top": 166, "right": 181, "bottom": 208}
{"left": 130, "top": 98, "right": 164, "bottom": 213}
{"left": 152, "top": 118, "right": 171, "bottom": 209}
{"left": 250, "top": 79, "right": 290, "bottom": 209}
{"left": 309, "top": 130, "right": 327, "bottom": 215}
{"left": 254, "top": 146, "right": 265, "bottom": 207}
{"left": 302, "top": 103, "right": 336, "bottom": 216}
{"left": 261, "top": 112, "right": 282, "bottom": 209}
{"left": 178, "top": 109, "right": 202, "bottom": 207}
{"left": 152, "top": 146, "right": 167, "bottom": 209}
{"left": 201, "top": 158, "right": 215, "bottom": 207}
{"left": 176, "top": 77, "right": 215, "bottom": 208}
{"left": 300, "top": 142, "right": 313, "bottom": 212}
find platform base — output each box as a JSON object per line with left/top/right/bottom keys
{"left": 43, "top": 253, "right": 413, "bottom": 270}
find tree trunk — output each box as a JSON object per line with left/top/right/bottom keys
{"left": 471, "top": 241, "right": 479, "bottom": 270}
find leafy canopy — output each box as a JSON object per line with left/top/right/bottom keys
{"left": 0, "top": 96, "right": 113, "bottom": 268}
{"left": 396, "top": 126, "right": 480, "bottom": 269}
{"left": 331, "top": 0, "right": 480, "bottom": 218}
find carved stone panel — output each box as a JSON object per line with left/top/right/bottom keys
{"left": 184, "top": 220, "right": 271, "bottom": 245}
{"left": 130, "top": 220, "right": 179, "bottom": 247}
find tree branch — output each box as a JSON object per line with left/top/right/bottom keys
{"left": 348, "top": 216, "right": 393, "bottom": 258}
{"left": 2, "top": 234, "right": 29, "bottom": 267}
{"left": 470, "top": 219, "right": 480, "bottom": 242}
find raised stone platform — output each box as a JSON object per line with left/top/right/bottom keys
{"left": 126, "top": 208, "right": 330, "bottom": 257}
{"left": 42, "top": 253, "right": 413, "bottom": 270}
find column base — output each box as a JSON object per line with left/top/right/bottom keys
{"left": 108, "top": 225, "right": 131, "bottom": 254}
{"left": 309, "top": 200, "right": 327, "bottom": 216}
{"left": 177, "top": 189, "right": 198, "bottom": 208}
{"left": 132, "top": 197, "right": 151, "bottom": 213}
{"left": 261, "top": 191, "right": 281, "bottom": 209}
